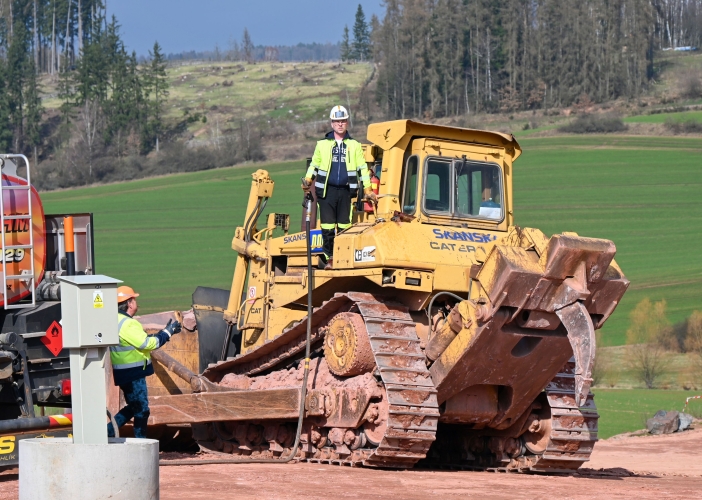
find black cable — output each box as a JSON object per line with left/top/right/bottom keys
{"left": 425, "top": 291, "right": 467, "bottom": 339}
{"left": 220, "top": 324, "right": 233, "bottom": 362}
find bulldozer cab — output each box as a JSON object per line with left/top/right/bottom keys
{"left": 360, "top": 120, "right": 519, "bottom": 232}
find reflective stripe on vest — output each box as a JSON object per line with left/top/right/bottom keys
{"left": 111, "top": 313, "right": 156, "bottom": 370}
{"left": 113, "top": 360, "right": 152, "bottom": 370}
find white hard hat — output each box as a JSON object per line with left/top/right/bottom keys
{"left": 329, "top": 105, "right": 350, "bottom": 121}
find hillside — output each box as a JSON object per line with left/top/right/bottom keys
{"left": 40, "top": 60, "right": 374, "bottom": 161}
{"left": 36, "top": 51, "right": 702, "bottom": 167}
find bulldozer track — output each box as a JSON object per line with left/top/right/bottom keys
{"left": 524, "top": 359, "right": 599, "bottom": 473}
{"left": 202, "top": 292, "right": 440, "bottom": 469}
{"left": 421, "top": 358, "right": 598, "bottom": 473}
{"left": 204, "top": 294, "right": 354, "bottom": 379}
{"left": 201, "top": 295, "right": 596, "bottom": 471}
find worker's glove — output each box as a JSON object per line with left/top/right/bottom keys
{"left": 301, "top": 177, "right": 313, "bottom": 192}
{"left": 364, "top": 188, "right": 378, "bottom": 204}
{"left": 162, "top": 319, "right": 182, "bottom": 338}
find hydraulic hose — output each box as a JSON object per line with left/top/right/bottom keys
{"left": 243, "top": 199, "right": 261, "bottom": 243}
{"left": 160, "top": 193, "right": 314, "bottom": 468}
{"left": 0, "top": 413, "right": 73, "bottom": 433}
{"left": 425, "top": 291, "right": 467, "bottom": 341}
{"left": 220, "top": 324, "right": 234, "bottom": 361}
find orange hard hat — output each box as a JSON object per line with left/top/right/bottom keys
{"left": 117, "top": 286, "right": 140, "bottom": 303}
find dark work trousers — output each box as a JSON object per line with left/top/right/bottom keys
{"left": 317, "top": 185, "right": 352, "bottom": 259}
{"left": 107, "top": 377, "right": 150, "bottom": 438}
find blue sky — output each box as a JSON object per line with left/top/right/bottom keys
{"left": 106, "top": 1, "right": 385, "bottom": 56}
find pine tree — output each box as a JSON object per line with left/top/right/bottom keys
{"left": 351, "top": 4, "right": 370, "bottom": 61}
{"left": 144, "top": 41, "right": 168, "bottom": 151}
{"left": 57, "top": 66, "right": 75, "bottom": 124}
{"left": 340, "top": 25, "right": 351, "bottom": 62}
{"left": 242, "top": 27, "right": 254, "bottom": 63}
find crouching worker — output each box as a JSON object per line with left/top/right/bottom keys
{"left": 107, "top": 286, "right": 181, "bottom": 438}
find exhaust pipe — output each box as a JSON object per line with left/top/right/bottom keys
{"left": 64, "top": 216, "right": 76, "bottom": 276}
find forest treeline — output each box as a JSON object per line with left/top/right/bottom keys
{"left": 1, "top": 0, "right": 701, "bottom": 188}
{"left": 167, "top": 42, "right": 342, "bottom": 63}
{"left": 370, "top": 0, "right": 702, "bottom": 117}
{"left": 0, "top": 0, "right": 173, "bottom": 187}
{"left": 0, "top": 0, "right": 267, "bottom": 189}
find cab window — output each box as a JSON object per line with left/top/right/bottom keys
{"left": 402, "top": 155, "right": 418, "bottom": 214}
{"left": 424, "top": 159, "right": 451, "bottom": 213}
{"left": 422, "top": 157, "right": 503, "bottom": 221}
{"left": 456, "top": 162, "right": 503, "bottom": 220}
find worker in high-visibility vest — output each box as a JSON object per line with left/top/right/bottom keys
{"left": 302, "top": 105, "right": 376, "bottom": 269}
{"left": 107, "top": 286, "right": 181, "bottom": 438}
{"left": 364, "top": 166, "right": 380, "bottom": 213}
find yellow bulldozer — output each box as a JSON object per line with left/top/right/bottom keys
{"left": 148, "top": 120, "right": 629, "bottom": 472}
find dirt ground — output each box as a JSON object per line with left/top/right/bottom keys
{"left": 3, "top": 428, "right": 702, "bottom": 499}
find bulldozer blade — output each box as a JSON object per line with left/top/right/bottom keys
{"left": 555, "top": 301, "right": 595, "bottom": 407}
{"left": 148, "top": 388, "right": 301, "bottom": 425}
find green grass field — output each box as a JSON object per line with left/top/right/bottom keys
{"left": 41, "top": 135, "right": 702, "bottom": 347}
{"left": 515, "top": 135, "right": 702, "bottom": 346}
{"left": 593, "top": 389, "right": 702, "bottom": 438}
{"left": 624, "top": 110, "right": 702, "bottom": 123}
{"left": 41, "top": 161, "right": 307, "bottom": 313}
{"left": 595, "top": 345, "right": 700, "bottom": 390}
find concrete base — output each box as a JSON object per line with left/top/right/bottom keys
{"left": 19, "top": 437, "right": 159, "bottom": 500}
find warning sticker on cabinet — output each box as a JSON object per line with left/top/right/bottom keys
{"left": 93, "top": 291, "right": 104, "bottom": 309}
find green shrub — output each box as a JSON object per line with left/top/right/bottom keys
{"left": 558, "top": 114, "right": 628, "bottom": 133}
{"left": 664, "top": 119, "right": 702, "bottom": 134}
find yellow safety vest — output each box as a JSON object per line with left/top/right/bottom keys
{"left": 110, "top": 313, "right": 160, "bottom": 375}
{"left": 306, "top": 135, "right": 370, "bottom": 198}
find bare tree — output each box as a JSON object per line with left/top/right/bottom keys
{"left": 51, "top": 2, "right": 56, "bottom": 74}
{"left": 78, "top": 0, "right": 83, "bottom": 52}
{"left": 628, "top": 342, "right": 669, "bottom": 389}
{"left": 626, "top": 298, "right": 672, "bottom": 388}
{"left": 33, "top": 0, "right": 39, "bottom": 68}
{"left": 62, "top": 0, "right": 73, "bottom": 73}
{"left": 75, "top": 100, "right": 104, "bottom": 179}
{"left": 685, "top": 311, "right": 702, "bottom": 386}
{"left": 226, "top": 36, "right": 240, "bottom": 61}
{"left": 685, "top": 311, "right": 702, "bottom": 352}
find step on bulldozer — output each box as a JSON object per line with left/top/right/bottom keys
{"left": 150, "top": 120, "right": 629, "bottom": 472}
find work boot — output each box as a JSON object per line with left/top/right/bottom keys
{"left": 324, "top": 258, "right": 334, "bottom": 270}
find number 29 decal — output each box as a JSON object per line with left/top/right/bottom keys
{"left": 3, "top": 249, "right": 24, "bottom": 263}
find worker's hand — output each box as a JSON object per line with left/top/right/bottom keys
{"left": 162, "top": 319, "right": 182, "bottom": 338}
{"left": 364, "top": 188, "right": 378, "bottom": 204}
{"left": 301, "top": 177, "right": 312, "bottom": 192}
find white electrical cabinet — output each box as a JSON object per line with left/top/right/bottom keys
{"left": 60, "top": 275, "right": 121, "bottom": 348}
{"left": 59, "top": 274, "right": 122, "bottom": 444}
